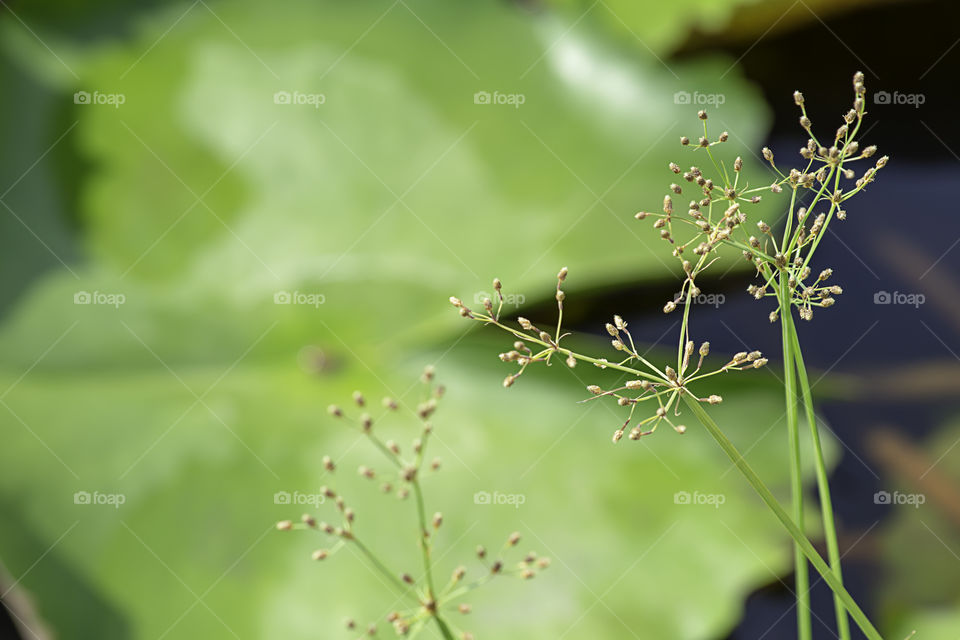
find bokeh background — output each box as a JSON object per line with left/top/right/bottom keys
{"left": 1, "top": 0, "right": 959, "bottom": 638}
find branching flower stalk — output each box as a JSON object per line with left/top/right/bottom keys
{"left": 451, "top": 72, "right": 886, "bottom": 640}
{"left": 277, "top": 368, "right": 547, "bottom": 639}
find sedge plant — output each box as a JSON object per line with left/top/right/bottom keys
{"left": 450, "top": 71, "right": 887, "bottom": 640}
{"left": 276, "top": 367, "right": 547, "bottom": 639}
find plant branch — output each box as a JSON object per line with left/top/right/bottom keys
{"left": 789, "top": 321, "right": 851, "bottom": 640}
{"left": 780, "top": 275, "right": 812, "bottom": 640}
{"left": 682, "top": 396, "right": 883, "bottom": 640}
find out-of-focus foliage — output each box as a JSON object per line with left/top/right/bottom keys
{"left": 0, "top": 0, "right": 841, "bottom": 638}
{"left": 876, "top": 417, "right": 960, "bottom": 636}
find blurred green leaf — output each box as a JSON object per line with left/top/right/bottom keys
{"left": 0, "top": 327, "right": 836, "bottom": 639}
{"left": 0, "top": 0, "right": 775, "bottom": 367}
{"left": 541, "top": 0, "right": 760, "bottom": 53}
{"left": 0, "top": 0, "right": 824, "bottom": 638}
{"left": 890, "top": 607, "right": 960, "bottom": 640}
{"left": 875, "top": 417, "right": 960, "bottom": 634}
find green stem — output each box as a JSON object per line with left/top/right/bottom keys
{"left": 789, "top": 321, "right": 851, "bottom": 640}
{"left": 352, "top": 537, "right": 412, "bottom": 596}
{"left": 682, "top": 396, "right": 883, "bottom": 640}
{"left": 433, "top": 615, "right": 456, "bottom": 640}
{"left": 412, "top": 480, "right": 437, "bottom": 599}
{"left": 780, "top": 275, "right": 812, "bottom": 640}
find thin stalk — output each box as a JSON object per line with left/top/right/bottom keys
{"left": 682, "top": 396, "right": 883, "bottom": 640}
{"left": 352, "top": 536, "right": 411, "bottom": 596}
{"left": 789, "top": 322, "right": 851, "bottom": 640}
{"left": 433, "top": 616, "right": 456, "bottom": 640}
{"left": 412, "top": 480, "right": 437, "bottom": 600}
{"left": 780, "top": 276, "right": 812, "bottom": 640}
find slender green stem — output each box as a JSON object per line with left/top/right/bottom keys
{"left": 412, "top": 480, "right": 437, "bottom": 600}
{"left": 352, "top": 536, "right": 412, "bottom": 596}
{"left": 682, "top": 396, "right": 883, "bottom": 640}
{"left": 780, "top": 275, "right": 812, "bottom": 640}
{"left": 789, "top": 322, "right": 851, "bottom": 640}
{"left": 433, "top": 615, "right": 456, "bottom": 640}
{"left": 480, "top": 316, "right": 666, "bottom": 381}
